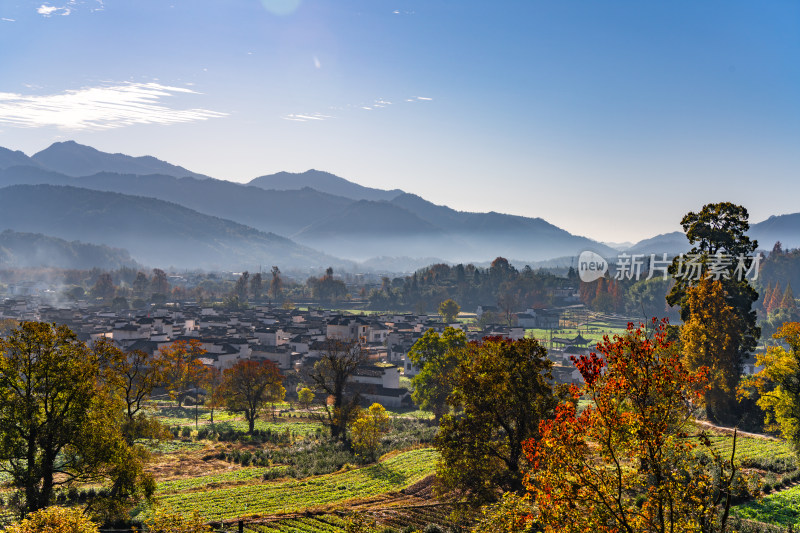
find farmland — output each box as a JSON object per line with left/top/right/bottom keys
{"left": 140, "top": 448, "right": 439, "bottom": 521}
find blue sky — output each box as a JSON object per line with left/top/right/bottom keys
{"left": 0, "top": 0, "right": 798, "bottom": 243}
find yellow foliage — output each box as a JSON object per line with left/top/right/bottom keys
{"left": 7, "top": 507, "right": 99, "bottom": 533}
{"left": 350, "top": 403, "right": 390, "bottom": 457}
{"left": 740, "top": 321, "right": 800, "bottom": 447}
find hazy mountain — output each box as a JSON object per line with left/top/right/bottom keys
{"left": 31, "top": 141, "right": 212, "bottom": 180}
{"left": 292, "top": 200, "right": 462, "bottom": 261}
{"left": 626, "top": 232, "right": 689, "bottom": 256}
{"left": 0, "top": 185, "right": 347, "bottom": 270}
{"left": 390, "top": 193, "right": 617, "bottom": 261}
{"left": 0, "top": 230, "right": 138, "bottom": 270}
{"left": 0, "top": 141, "right": 632, "bottom": 266}
{"left": 750, "top": 214, "right": 800, "bottom": 250}
{"left": 0, "top": 147, "right": 42, "bottom": 170}
{"left": 602, "top": 241, "right": 635, "bottom": 251}
{"left": 249, "top": 169, "right": 404, "bottom": 202}
{"left": 0, "top": 167, "right": 354, "bottom": 238}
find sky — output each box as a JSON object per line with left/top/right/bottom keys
{"left": 0, "top": 0, "right": 798, "bottom": 243}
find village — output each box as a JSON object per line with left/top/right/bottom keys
{"left": 0, "top": 289, "right": 596, "bottom": 409}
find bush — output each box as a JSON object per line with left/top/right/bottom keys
{"left": 6, "top": 506, "right": 100, "bottom": 533}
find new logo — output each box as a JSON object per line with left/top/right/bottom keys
{"left": 578, "top": 251, "right": 607, "bottom": 283}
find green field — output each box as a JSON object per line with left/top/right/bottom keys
{"left": 526, "top": 324, "right": 632, "bottom": 347}
{"left": 142, "top": 448, "right": 438, "bottom": 521}
{"left": 734, "top": 483, "right": 800, "bottom": 527}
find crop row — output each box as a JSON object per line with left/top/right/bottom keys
{"left": 693, "top": 432, "right": 794, "bottom": 462}
{"left": 244, "top": 516, "right": 349, "bottom": 533}
{"left": 142, "top": 448, "right": 438, "bottom": 521}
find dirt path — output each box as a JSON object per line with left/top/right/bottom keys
{"left": 694, "top": 419, "right": 779, "bottom": 441}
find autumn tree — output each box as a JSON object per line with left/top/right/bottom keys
{"left": 234, "top": 271, "right": 250, "bottom": 302}
{"left": 91, "top": 272, "right": 115, "bottom": 301}
{"left": 304, "top": 338, "right": 366, "bottom": 441}
{"left": 527, "top": 320, "right": 750, "bottom": 533}
{"left": 250, "top": 272, "right": 263, "bottom": 302}
{"left": 160, "top": 340, "right": 208, "bottom": 407}
{"left": 438, "top": 299, "right": 460, "bottom": 323}
{"left": 220, "top": 359, "right": 285, "bottom": 434}
{"left": 0, "top": 322, "right": 154, "bottom": 517}
{"left": 150, "top": 268, "right": 170, "bottom": 297}
{"left": 435, "top": 336, "right": 557, "bottom": 509}
{"left": 681, "top": 278, "right": 745, "bottom": 422}
{"left": 741, "top": 322, "right": 800, "bottom": 453}
{"left": 270, "top": 266, "right": 282, "bottom": 302}
{"left": 132, "top": 271, "right": 149, "bottom": 300}
{"left": 298, "top": 387, "right": 315, "bottom": 410}
{"left": 94, "top": 339, "right": 168, "bottom": 444}
{"left": 407, "top": 327, "right": 468, "bottom": 422}
{"left": 308, "top": 267, "right": 347, "bottom": 303}
{"left": 350, "top": 403, "right": 390, "bottom": 459}
{"left": 666, "top": 203, "right": 760, "bottom": 417}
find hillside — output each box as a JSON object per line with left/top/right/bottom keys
{"left": 0, "top": 185, "right": 347, "bottom": 270}
{"left": 0, "top": 230, "right": 138, "bottom": 270}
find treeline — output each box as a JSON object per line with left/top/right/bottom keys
{"left": 366, "top": 257, "right": 575, "bottom": 313}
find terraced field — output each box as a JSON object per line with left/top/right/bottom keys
{"left": 142, "top": 448, "right": 439, "bottom": 521}
{"left": 705, "top": 433, "right": 795, "bottom": 463}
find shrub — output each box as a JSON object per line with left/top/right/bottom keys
{"left": 6, "top": 506, "right": 100, "bottom": 533}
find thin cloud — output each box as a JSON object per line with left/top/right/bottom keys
{"left": 0, "top": 83, "right": 228, "bottom": 130}
{"left": 1, "top": 18, "right": 16, "bottom": 22}
{"left": 37, "top": 1, "right": 104, "bottom": 16}
{"left": 37, "top": 5, "right": 71, "bottom": 16}
{"left": 281, "top": 112, "right": 332, "bottom": 122}
{"left": 282, "top": 95, "right": 428, "bottom": 124}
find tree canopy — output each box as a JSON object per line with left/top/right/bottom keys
{"left": 435, "top": 336, "right": 557, "bottom": 509}
{"left": 527, "top": 320, "right": 751, "bottom": 533}
{"left": 304, "top": 338, "right": 366, "bottom": 442}
{"left": 408, "top": 327, "right": 468, "bottom": 422}
{"left": 0, "top": 322, "right": 154, "bottom": 517}
{"left": 219, "top": 359, "right": 285, "bottom": 434}
{"left": 667, "top": 202, "right": 760, "bottom": 424}
{"left": 741, "top": 321, "right": 800, "bottom": 453}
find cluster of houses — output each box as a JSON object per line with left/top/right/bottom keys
{"left": 0, "top": 296, "right": 593, "bottom": 409}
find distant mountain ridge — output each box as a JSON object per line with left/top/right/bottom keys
{"left": 7, "top": 140, "right": 799, "bottom": 270}
{"left": 31, "top": 141, "right": 212, "bottom": 180}
{"left": 0, "top": 141, "right": 617, "bottom": 264}
{"left": 249, "top": 169, "right": 404, "bottom": 202}
{"left": 0, "top": 184, "right": 347, "bottom": 270}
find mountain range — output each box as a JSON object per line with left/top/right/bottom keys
{"left": 0, "top": 141, "right": 795, "bottom": 271}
